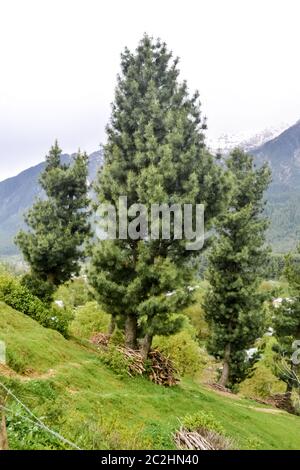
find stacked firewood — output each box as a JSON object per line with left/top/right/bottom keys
{"left": 174, "top": 428, "right": 215, "bottom": 450}
{"left": 254, "top": 393, "right": 295, "bottom": 414}
{"left": 174, "top": 427, "right": 232, "bottom": 450}
{"left": 272, "top": 393, "right": 295, "bottom": 414}
{"left": 116, "top": 346, "right": 145, "bottom": 376}
{"left": 90, "top": 332, "right": 111, "bottom": 347}
{"left": 90, "top": 333, "right": 179, "bottom": 386}
{"left": 148, "top": 349, "right": 179, "bottom": 386}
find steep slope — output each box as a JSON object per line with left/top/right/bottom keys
{"left": 253, "top": 120, "right": 300, "bottom": 186}
{"left": 0, "top": 151, "right": 103, "bottom": 256}
{"left": 0, "top": 301, "right": 300, "bottom": 450}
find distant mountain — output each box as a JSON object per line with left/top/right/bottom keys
{"left": 0, "top": 150, "right": 103, "bottom": 257}
{"left": 1, "top": 120, "right": 300, "bottom": 258}
{"left": 208, "top": 123, "right": 289, "bottom": 155}
{"left": 252, "top": 120, "right": 300, "bottom": 186}
{"left": 251, "top": 121, "right": 300, "bottom": 252}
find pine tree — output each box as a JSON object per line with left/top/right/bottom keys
{"left": 88, "top": 35, "right": 230, "bottom": 354}
{"left": 16, "top": 141, "right": 90, "bottom": 299}
{"left": 204, "top": 149, "right": 271, "bottom": 388}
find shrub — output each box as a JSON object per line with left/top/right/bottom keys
{"left": 98, "top": 344, "right": 131, "bottom": 378}
{"left": 182, "top": 411, "right": 224, "bottom": 435}
{"left": 181, "top": 284, "right": 210, "bottom": 341}
{"left": 176, "top": 411, "right": 234, "bottom": 450}
{"left": 0, "top": 274, "right": 70, "bottom": 336}
{"left": 70, "top": 301, "right": 111, "bottom": 339}
{"left": 55, "top": 278, "right": 91, "bottom": 309}
{"left": 21, "top": 273, "right": 55, "bottom": 304}
{"left": 239, "top": 337, "right": 286, "bottom": 398}
{"left": 153, "top": 320, "right": 203, "bottom": 377}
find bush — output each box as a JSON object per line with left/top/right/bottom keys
{"left": 181, "top": 286, "right": 210, "bottom": 341}
{"left": 239, "top": 337, "right": 286, "bottom": 398}
{"left": 55, "top": 278, "right": 91, "bottom": 309}
{"left": 21, "top": 274, "right": 55, "bottom": 304}
{"left": 175, "top": 412, "right": 234, "bottom": 450}
{"left": 98, "top": 344, "right": 131, "bottom": 378}
{"left": 153, "top": 320, "right": 203, "bottom": 377}
{"left": 70, "top": 301, "right": 111, "bottom": 339}
{"left": 0, "top": 273, "right": 70, "bottom": 336}
{"left": 182, "top": 411, "right": 224, "bottom": 435}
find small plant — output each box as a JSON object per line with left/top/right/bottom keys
{"left": 98, "top": 344, "right": 132, "bottom": 378}
{"left": 182, "top": 410, "right": 224, "bottom": 435}
{"left": 175, "top": 411, "right": 234, "bottom": 450}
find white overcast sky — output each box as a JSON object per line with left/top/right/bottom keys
{"left": 1, "top": 0, "right": 300, "bottom": 180}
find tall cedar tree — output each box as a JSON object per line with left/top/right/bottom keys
{"left": 16, "top": 141, "right": 90, "bottom": 298}
{"left": 272, "top": 251, "right": 300, "bottom": 392}
{"left": 204, "top": 149, "right": 271, "bottom": 388}
{"left": 89, "top": 36, "right": 230, "bottom": 355}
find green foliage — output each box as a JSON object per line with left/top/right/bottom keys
{"left": 55, "top": 278, "right": 91, "bottom": 309}
{"left": 1, "top": 304, "right": 300, "bottom": 450}
{"left": 6, "top": 402, "right": 66, "bottom": 450}
{"left": 89, "top": 35, "right": 230, "bottom": 349}
{"left": 21, "top": 273, "right": 55, "bottom": 305}
{"left": 0, "top": 273, "right": 70, "bottom": 336}
{"left": 182, "top": 284, "right": 209, "bottom": 341}
{"left": 271, "top": 249, "right": 300, "bottom": 389}
{"left": 240, "top": 337, "right": 285, "bottom": 398}
{"left": 154, "top": 321, "right": 203, "bottom": 377}
{"left": 265, "top": 253, "right": 286, "bottom": 279}
{"left": 16, "top": 141, "right": 90, "bottom": 294}
{"left": 70, "top": 301, "right": 111, "bottom": 339}
{"left": 182, "top": 410, "right": 224, "bottom": 434}
{"left": 204, "top": 149, "right": 271, "bottom": 387}
{"left": 98, "top": 344, "right": 133, "bottom": 378}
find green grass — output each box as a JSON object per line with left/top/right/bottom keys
{"left": 1, "top": 301, "right": 300, "bottom": 450}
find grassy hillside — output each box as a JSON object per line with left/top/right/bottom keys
{"left": 0, "top": 301, "right": 300, "bottom": 450}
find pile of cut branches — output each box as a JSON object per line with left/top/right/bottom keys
{"left": 272, "top": 392, "right": 295, "bottom": 414}
{"left": 116, "top": 346, "right": 145, "bottom": 376}
{"left": 90, "top": 332, "right": 111, "bottom": 347}
{"left": 174, "top": 426, "right": 233, "bottom": 450}
{"left": 148, "top": 349, "right": 179, "bottom": 386}
{"left": 254, "top": 393, "right": 295, "bottom": 414}
{"left": 90, "top": 333, "right": 179, "bottom": 386}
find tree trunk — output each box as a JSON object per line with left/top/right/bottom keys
{"left": 108, "top": 316, "right": 116, "bottom": 336}
{"left": 125, "top": 315, "right": 138, "bottom": 349}
{"left": 219, "top": 343, "right": 231, "bottom": 387}
{"left": 141, "top": 333, "right": 153, "bottom": 360}
{"left": 0, "top": 411, "right": 8, "bottom": 450}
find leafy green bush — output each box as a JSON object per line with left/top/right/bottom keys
{"left": 21, "top": 273, "right": 55, "bottom": 304}
{"left": 98, "top": 344, "right": 131, "bottom": 378}
{"left": 0, "top": 273, "right": 70, "bottom": 336}
{"left": 182, "top": 410, "right": 225, "bottom": 435}
{"left": 55, "top": 278, "right": 91, "bottom": 309}
{"left": 181, "top": 285, "right": 210, "bottom": 341}
{"left": 154, "top": 320, "right": 203, "bottom": 377}
{"left": 70, "top": 301, "right": 111, "bottom": 339}
{"left": 239, "top": 337, "right": 285, "bottom": 398}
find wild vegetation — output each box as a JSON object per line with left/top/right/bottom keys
{"left": 0, "top": 35, "right": 300, "bottom": 450}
